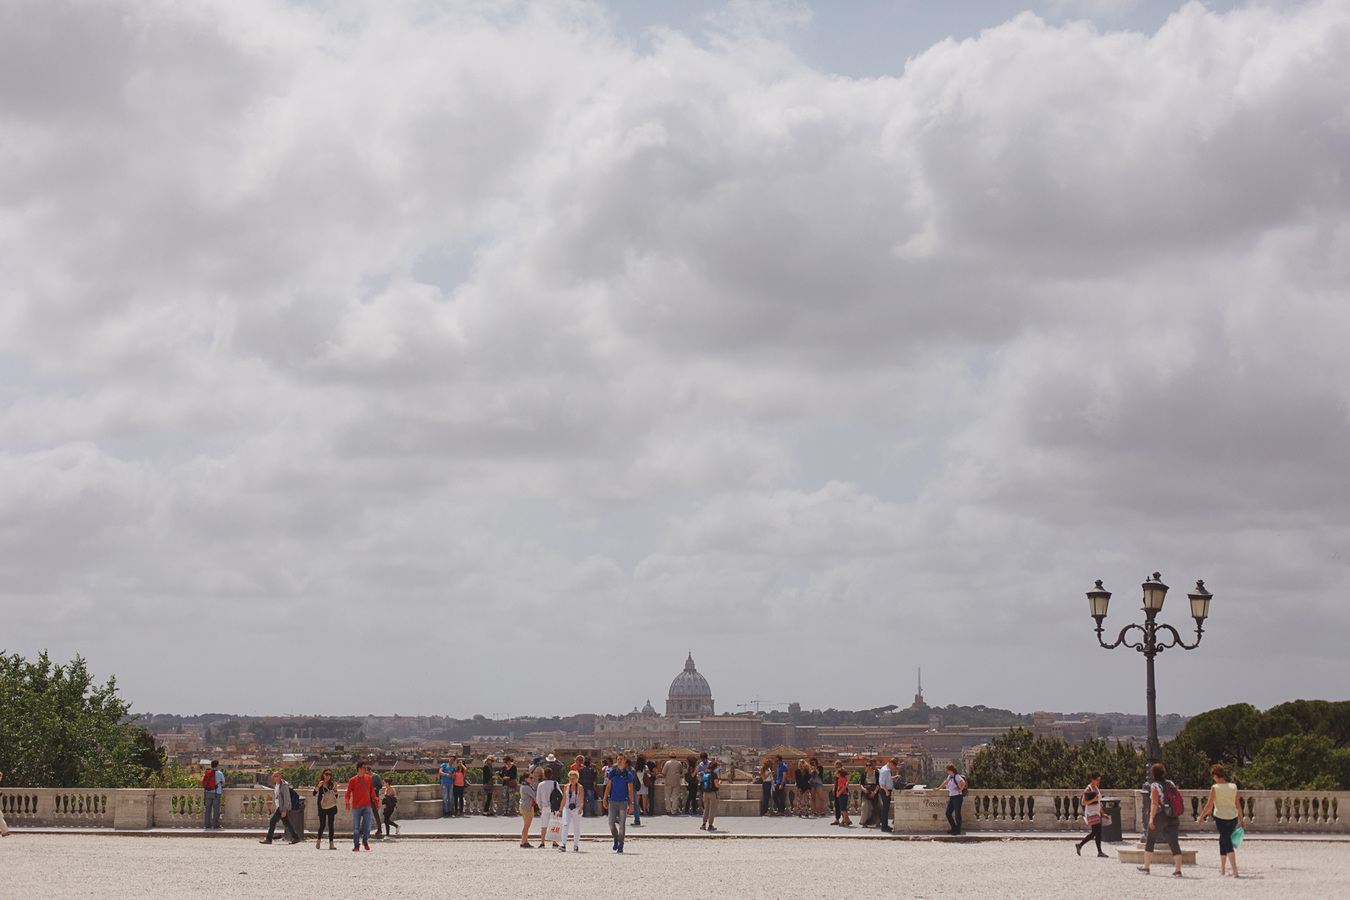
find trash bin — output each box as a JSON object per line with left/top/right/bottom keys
{"left": 1100, "top": 798, "right": 1123, "bottom": 843}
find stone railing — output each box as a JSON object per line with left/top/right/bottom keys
{"left": 2, "top": 786, "right": 1344, "bottom": 834}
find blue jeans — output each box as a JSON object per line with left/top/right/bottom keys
{"left": 440, "top": 783, "right": 452, "bottom": 816}
{"left": 203, "top": 791, "right": 221, "bottom": 829}
{"left": 584, "top": 788, "right": 596, "bottom": 817}
{"left": 352, "top": 806, "right": 372, "bottom": 848}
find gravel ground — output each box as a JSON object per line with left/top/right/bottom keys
{"left": 3, "top": 834, "right": 1347, "bottom": 899}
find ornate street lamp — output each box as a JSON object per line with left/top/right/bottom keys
{"left": 1087, "top": 573, "right": 1212, "bottom": 766}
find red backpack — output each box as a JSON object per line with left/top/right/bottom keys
{"left": 1158, "top": 780, "right": 1184, "bottom": 818}
{"left": 201, "top": 770, "right": 217, "bottom": 790}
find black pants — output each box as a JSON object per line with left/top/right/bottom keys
{"left": 879, "top": 791, "right": 892, "bottom": 831}
{"left": 266, "top": 809, "right": 300, "bottom": 842}
{"left": 452, "top": 785, "right": 465, "bottom": 815}
{"left": 760, "top": 782, "right": 772, "bottom": 815}
{"left": 946, "top": 795, "right": 963, "bottom": 834}
{"left": 316, "top": 807, "right": 336, "bottom": 842}
{"left": 684, "top": 785, "right": 698, "bottom": 814}
{"left": 1078, "top": 821, "right": 1102, "bottom": 853}
{"left": 774, "top": 785, "right": 786, "bottom": 813}
{"left": 483, "top": 785, "right": 494, "bottom": 815}
{"left": 1216, "top": 816, "right": 1238, "bottom": 856}
{"left": 383, "top": 800, "right": 398, "bottom": 830}
{"left": 371, "top": 802, "right": 383, "bottom": 835}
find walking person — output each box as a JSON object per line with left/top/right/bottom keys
{"left": 1139, "top": 762, "right": 1184, "bottom": 877}
{"left": 603, "top": 753, "right": 636, "bottom": 853}
{"left": 699, "top": 760, "right": 721, "bottom": 832}
{"left": 313, "top": 769, "right": 338, "bottom": 850}
{"left": 859, "top": 761, "right": 879, "bottom": 827}
{"left": 938, "top": 765, "right": 966, "bottom": 835}
{"left": 346, "top": 761, "right": 378, "bottom": 852}
{"left": 831, "top": 766, "right": 853, "bottom": 826}
{"left": 369, "top": 768, "right": 384, "bottom": 838}
{"left": 518, "top": 771, "right": 538, "bottom": 848}
{"left": 1200, "top": 764, "right": 1245, "bottom": 877}
{"left": 559, "top": 770, "right": 584, "bottom": 852}
{"left": 438, "top": 758, "right": 453, "bottom": 817}
{"left": 501, "top": 756, "right": 519, "bottom": 818}
{"left": 381, "top": 782, "right": 400, "bottom": 838}
{"left": 1074, "top": 772, "right": 1109, "bottom": 857}
{"left": 535, "top": 767, "right": 559, "bottom": 849}
{"left": 482, "top": 756, "right": 496, "bottom": 816}
{"left": 759, "top": 761, "right": 774, "bottom": 817}
{"left": 877, "top": 758, "right": 895, "bottom": 833}
{"left": 260, "top": 771, "right": 302, "bottom": 844}
{"left": 0, "top": 770, "right": 10, "bottom": 836}
{"left": 201, "top": 759, "right": 223, "bottom": 830}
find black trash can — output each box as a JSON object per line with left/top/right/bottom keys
{"left": 1099, "top": 798, "right": 1123, "bottom": 843}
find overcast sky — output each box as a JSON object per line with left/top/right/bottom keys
{"left": 3, "top": 0, "right": 1348, "bottom": 719}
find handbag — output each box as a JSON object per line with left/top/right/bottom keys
{"left": 546, "top": 814, "right": 564, "bottom": 843}
{"left": 1231, "top": 825, "right": 1245, "bottom": 848}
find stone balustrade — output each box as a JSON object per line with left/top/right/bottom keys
{"left": 2, "top": 786, "right": 1344, "bottom": 834}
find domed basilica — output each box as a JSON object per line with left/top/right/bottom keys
{"left": 666, "top": 652, "right": 714, "bottom": 717}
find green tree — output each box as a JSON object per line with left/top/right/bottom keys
{"left": 1175, "top": 703, "right": 1264, "bottom": 767}
{"left": 1244, "top": 734, "right": 1350, "bottom": 790}
{"left": 0, "top": 651, "right": 159, "bottom": 788}
{"left": 1160, "top": 731, "right": 1211, "bottom": 789}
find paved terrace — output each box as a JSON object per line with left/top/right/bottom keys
{"left": 5, "top": 831, "right": 1348, "bottom": 900}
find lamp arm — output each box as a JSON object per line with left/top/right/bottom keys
{"left": 1097, "top": 622, "right": 1145, "bottom": 651}
{"left": 1155, "top": 622, "right": 1202, "bottom": 651}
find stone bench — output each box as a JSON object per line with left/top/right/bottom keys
{"left": 1116, "top": 848, "right": 1199, "bottom": 866}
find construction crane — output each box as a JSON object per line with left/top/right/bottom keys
{"left": 736, "top": 699, "right": 790, "bottom": 714}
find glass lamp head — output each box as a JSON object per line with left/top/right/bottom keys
{"left": 1087, "top": 580, "right": 1111, "bottom": 621}
{"left": 1142, "top": 572, "right": 1169, "bottom": 612}
{"left": 1188, "top": 579, "right": 1212, "bottom": 622}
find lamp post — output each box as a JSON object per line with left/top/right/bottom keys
{"left": 1087, "top": 573, "right": 1212, "bottom": 766}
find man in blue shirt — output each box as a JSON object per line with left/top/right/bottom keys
{"left": 202, "top": 760, "right": 224, "bottom": 829}
{"left": 602, "top": 753, "right": 636, "bottom": 853}
{"left": 774, "top": 755, "right": 788, "bottom": 815}
{"left": 438, "top": 760, "right": 453, "bottom": 817}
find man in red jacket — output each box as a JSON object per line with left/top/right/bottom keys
{"left": 346, "top": 761, "right": 377, "bottom": 852}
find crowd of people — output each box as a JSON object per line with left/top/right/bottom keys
{"left": 216, "top": 751, "right": 1249, "bottom": 874}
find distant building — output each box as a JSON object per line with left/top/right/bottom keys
{"left": 666, "top": 653, "right": 715, "bottom": 717}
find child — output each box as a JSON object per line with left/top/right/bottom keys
{"left": 832, "top": 767, "right": 852, "bottom": 827}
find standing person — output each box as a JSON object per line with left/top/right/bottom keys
{"left": 438, "top": 759, "right": 453, "bottom": 818}
{"left": 1200, "top": 764, "right": 1245, "bottom": 877}
{"left": 831, "top": 766, "right": 853, "bottom": 827}
{"left": 580, "top": 757, "right": 598, "bottom": 817}
{"left": 201, "top": 760, "right": 223, "bottom": 830}
{"left": 939, "top": 765, "right": 966, "bottom": 835}
{"left": 774, "top": 755, "right": 788, "bottom": 815}
{"left": 795, "top": 759, "right": 812, "bottom": 817}
{"left": 313, "top": 769, "right": 338, "bottom": 850}
{"left": 451, "top": 757, "right": 467, "bottom": 817}
{"left": 1075, "top": 772, "right": 1109, "bottom": 857}
{"left": 632, "top": 758, "right": 648, "bottom": 826}
{"left": 808, "top": 759, "right": 826, "bottom": 817}
{"left": 0, "top": 770, "right": 10, "bottom": 837}
{"left": 683, "top": 758, "right": 699, "bottom": 816}
{"left": 381, "top": 782, "right": 400, "bottom": 838}
{"left": 570, "top": 754, "right": 585, "bottom": 775}
{"left": 877, "top": 758, "right": 895, "bottom": 833}
{"left": 482, "top": 756, "right": 496, "bottom": 816}
{"left": 860, "top": 761, "right": 879, "bottom": 828}
{"left": 369, "top": 768, "right": 384, "bottom": 838}
{"left": 1139, "top": 762, "right": 1184, "bottom": 878}
{"left": 663, "top": 756, "right": 684, "bottom": 816}
{"left": 501, "top": 756, "right": 519, "bottom": 818}
{"left": 260, "top": 771, "right": 302, "bottom": 845}
{"left": 559, "top": 770, "right": 584, "bottom": 852}
{"left": 603, "top": 753, "right": 636, "bottom": 853}
{"left": 699, "top": 760, "right": 721, "bottom": 831}
{"left": 535, "top": 768, "right": 559, "bottom": 849}
{"left": 758, "top": 761, "right": 774, "bottom": 817}
{"left": 518, "top": 771, "right": 538, "bottom": 848}
{"left": 345, "top": 761, "right": 378, "bottom": 852}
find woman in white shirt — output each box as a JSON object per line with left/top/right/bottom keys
{"left": 1075, "top": 772, "right": 1109, "bottom": 857}
{"left": 535, "top": 768, "right": 558, "bottom": 849}
{"left": 559, "top": 770, "right": 584, "bottom": 852}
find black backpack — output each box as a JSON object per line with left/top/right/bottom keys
{"left": 550, "top": 784, "right": 563, "bottom": 812}
{"left": 289, "top": 786, "right": 303, "bottom": 810}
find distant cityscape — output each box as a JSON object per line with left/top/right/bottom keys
{"left": 136, "top": 654, "right": 1186, "bottom": 782}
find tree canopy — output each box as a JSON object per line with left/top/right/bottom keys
{"left": 0, "top": 651, "right": 163, "bottom": 788}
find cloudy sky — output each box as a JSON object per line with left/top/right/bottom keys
{"left": 3, "top": 0, "right": 1348, "bottom": 719}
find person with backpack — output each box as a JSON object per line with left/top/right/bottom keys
{"left": 260, "top": 770, "right": 302, "bottom": 844}
{"left": 1140, "top": 762, "right": 1185, "bottom": 877}
{"left": 1200, "top": 763, "right": 1245, "bottom": 878}
{"left": 699, "top": 760, "right": 721, "bottom": 831}
{"left": 345, "top": 761, "right": 378, "bottom": 852}
{"left": 201, "top": 760, "right": 223, "bottom": 830}
{"left": 313, "top": 769, "right": 338, "bottom": 849}
{"left": 603, "top": 753, "right": 636, "bottom": 853}
{"left": 938, "top": 765, "right": 967, "bottom": 835}
{"left": 1074, "top": 771, "right": 1109, "bottom": 858}
{"left": 535, "top": 767, "right": 559, "bottom": 849}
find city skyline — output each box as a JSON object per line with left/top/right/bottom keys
{"left": 4, "top": 0, "right": 1350, "bottom": 718}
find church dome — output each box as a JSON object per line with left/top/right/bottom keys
{"left": 666, "top": 653, "right": 715, "bottom": 717}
